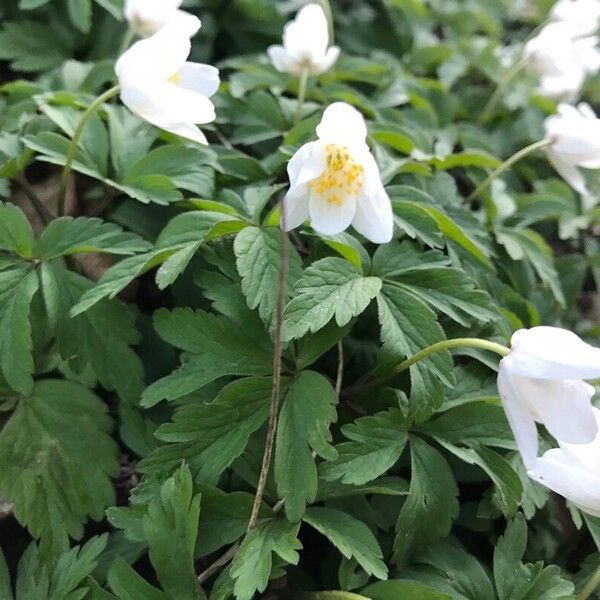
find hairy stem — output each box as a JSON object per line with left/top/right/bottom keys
{"left": 478, "top": 56, "right": 528, "bottom": 125}
{"left": 577, "top": 563, "right": 600, "bottom": 600}
{"left": 344, "top": 337, "right": 509, "bottom": 396}
{"left": 246, "top": 211, "right": 288, "bottom": 532}
{"left": 57, "top": 85, "right": 120, "bottom": 216}
{"left": 465, "top": 138, "right": 551, "bottom": 203}
{"left": 335, "top": 341, "right": 344, "bottom": 398}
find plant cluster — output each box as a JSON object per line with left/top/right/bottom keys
{"left": 0, "top": 0, "right": 600, "bottom": 599}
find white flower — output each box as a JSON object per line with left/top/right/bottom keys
{"left": 115, "top": 25, "right": 220, "bottom": 145}
{"left": 529, "top": 407, "right": 600, "bottom": 517}
{"left": 544, "top": 103, "right": 600, "bottom": 202}
{"left": 550, "top": 0, "right": 600, "bottom": 37}
{"left": 268, "top": 4, "right": 340, "bottom": 76}
{"left": 497, "top": 327, "right": 600, "bottom": 469}
{"left": 282, "top": 102, "right": 393, "bottom": 243}
{"left": 523, "top": 22, "right": 600, "bottom": 100}
{"left": 124, "top": 0, "right": 200, "bottom": 38}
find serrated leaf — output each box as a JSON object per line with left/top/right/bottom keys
{"left": 303, "top": 507, "right": 387, "bottom": 579}
{"left": 376, "top": 284, "right": 454, "bottom": 422}
{"left": 320, "top": 408, "right": 408, "bottom": 485}
{"left": 0, "top": 380, "right": 119, "bottom": 559}
{"left": 274, "top": 371, "right": 337, "bottom": 521}
{"left": 234, "top": 226, "right": 302, "bottom": 330}
{"left": 363, "top": 580, "right": 452, "bottom": 600}
{"left": 230, "top": 519, "right": 301, "bottom": 600}
{"left": 0, "top": 202, "right": 35, "bottom": 258}
{"left": 67, "top": 0, "right": 92, "bottom": 32}
{"left": 143, "top": 465, "right": 202, "bottom": 600}
{"left": 0, "top": 266, "right": 38, "bottom": 395}
{"left": 283, "top": 257, "right": 382, "bottom": 341}
{"left": 37, "top": 217, "right": 151, "bottom": 260}
{"left": 41, "top": 263, "right": 144, "bottom": 403}
{"left": 107, "top": 559, "right": 168, "bottom": 600}
{"left": 140, "top": 377, "right": 274, "bottom": 483}
{"left": 393, "top": 437, "right": 458, "bottom": 567}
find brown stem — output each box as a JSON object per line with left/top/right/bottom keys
{"left": 246, "top": 214, "right": 288, "bottom": 532}
{"left": 15, "top": 176, "right": 52, "bottom": 225}
{"left": 335, "top": 341, "right": 344, "bottom": 398}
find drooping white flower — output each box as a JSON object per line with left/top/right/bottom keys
{"left": 115, "top": 24, "right": 220, "bottom": 145}
{"left": 550, "top": 0, "right": 600, "bottom": 37}
{"left": 497, "top": 327, "right": 600, "bottom": 469}
{"left": 268, "top": 4, "right": 340, "bottom": 76}
{"left": 283, "top": 102, "right": 393, "bottom": 243}
{"left": 529, "top": 407, "right": 600, "bottom": 517}
{"left": 544, "top": 103, "right": 600, "bottom": 203}
{"left": 523, "top": 22, "right": 600, "bottom": 100}
{"left": 124, "top": 0, "right": 200, "bottom": 38}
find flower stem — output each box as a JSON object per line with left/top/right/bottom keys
{"left": 57, "top": 85, "right": 120, "bottom": 217}
{"left": 577, "top": 563, "right": 600, "bottom": 600}
{"left": 465, "top": 138, "right": 551, "bottom": 203}
{"left": 478, "top": 56, "right": 528, "bottom": 125}
{"left": 295, "top": 68, "right": 310, "bottom": 124}
{"left": 343, "top": 338, "right": 509, "bottom": 396}
{"left": 246, "top": 207, "right": 288, "bottom": 532}
{"left": 319, "top": 0, "right": 334, "bottom": 43}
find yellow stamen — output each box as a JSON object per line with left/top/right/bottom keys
{"left": 309, "top": 144, "right": 364, "bottom": 206}
{"left": 168, "top": 71, "right": 182, "bottom": 85}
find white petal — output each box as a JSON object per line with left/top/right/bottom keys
{"left": 352, "top": 185, "right": 393, "bottom": 244}
{"left": 283, "top": 186, "right": 310, "bottom": 230}
{"left": 313, "top": 46, "right": 340, "bottom": 74}
{"left": 116, "top": 28, "right": 189, "bottom": 81}
{"left": 497, "top": 360, "right": 539, "bottom": 469}
{"left": 508, "top": 327, "right": 600, "bottom": 379}
{"left": 547, "top": 150, "right": 590, "bottom": 197}
{"left": 287, "top": 142, "right": 325, "bottom": 187}
{"left": 178, "top": 62, "right": 220, "bottom": 98}
{"left": 316, "top": 102, "right": 368, "bottom": 145}
{"left": 120, "top": 80, "right": 215, "bottom": 129}
{"left": 125, "top": 0, "right": 183, "bottom": 37}
{"left": 283, "top": 4, "right": 329, "bottom": 63}
{"left": 163, "top": 122, "right": 208, "bottom": 144}
{"left": 164, "top": 10, "right": 201, "bottom": 38}
{"left": 309, "top": 192, "right": 357, "bottom": 236}
{"left": 528, "top": 448, "right": 600, "bottom": 516}
{"left": 267, "top": 45, "right": 296, "bottom": 73}
{"left": 510, "top": 374, "right": 598, "bottom": 444}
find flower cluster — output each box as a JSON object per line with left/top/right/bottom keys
{"left": 499, "top": 327, "right": 600, "bottom": 515}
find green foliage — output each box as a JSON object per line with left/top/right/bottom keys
{"left": 0, "top": 0, "right": 598, "bottom": 597}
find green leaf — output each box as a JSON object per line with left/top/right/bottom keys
{"left": 376, "top": 284, "right": 454, "bottom": 422}
{"left": 143, "top": 465, "right": 202, "bottom": 600}
{"left": 0, "top": 380, "right": 119, "bottom": 559}
{"left": 0, "top": 548, "right": 12, "bottom": 600}
{"left": 37, "top": 217, "right": 151, "bottom": 260}
{"left": 320, "top": 409, "right": 408, "bottom": 485}
{"left": 373, "top": 242, "right": 497, "bottom": 326}
{"left": 274, "top": 371, "right": 338, "bottom": 521}
{"left": 234, "top": 226, "right": 302, "bottom": 331}
{"left": 67, "top": 0, "right": 92, "bottom": 32}
{"left": 196, "top": 486, "right": 274, "bottom": 557}
{"left": 283, "top": 257, "right": 382, "bottom": 341}
{"left": 493, "top": 514, "right": 574, "bottom": 600}
{"left": 41, "top": 263, "right": 144, "bottom": 404}
{"left": 0, "top": 21, "right": 71, "bottom": 72}
{"left": 0, "top": 202, "right": 35, "bottom": 258}
{"left": 0, "top": 266, "right": 38, "bottom": 395}
{"left": 50, "top": 535, "right": 108, "bottom": 599}
{"left": 140, "top": 377, "right": 274, "bottom": 483}
{"left": 141, "top": 308, "right": 272, "bottom": 406}
{"left": 393, "top": 437, "right": 458, "bottom": 567}
{"left": 303, "top": 507, "right": 387, "bottom": 579}
{"left": 363, "top": 580, "right": 452, "bottom": 600}
{"left": 230, "top": 519, "right": 301, "bottom": 600}
{"left": 107, "top": 559, "right": 168, "bottom": 600}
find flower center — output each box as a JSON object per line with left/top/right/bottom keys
{"left": 310, "top": 144, "right": 365, "bottom": 205}
{"left": 168, "top": 71, "right": 182, "bottom": 85}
